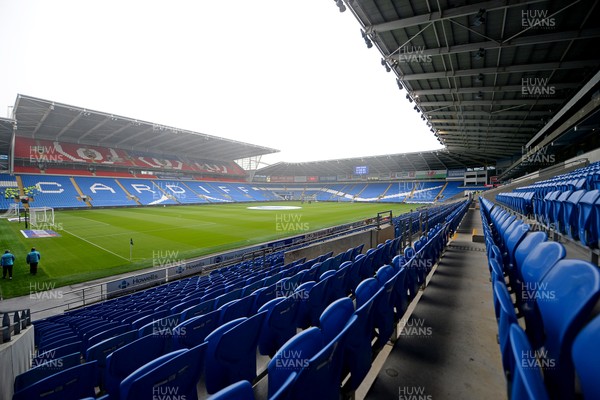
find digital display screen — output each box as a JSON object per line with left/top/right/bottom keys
{"left": 355, "top": 166, "right": 369, "bottom": 175}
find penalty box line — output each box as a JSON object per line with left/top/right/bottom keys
{"left": 62, "top": 228, "right": 131, "bottom": 262}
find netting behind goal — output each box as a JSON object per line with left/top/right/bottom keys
{"left": 0, "top": 203, "right": 20, "bottom": 219}
{"left": 29, "top": 207, "right": 55, "bottom": 227}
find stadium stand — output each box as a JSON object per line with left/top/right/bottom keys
{"left": 1, "top": 0, "right": 598, "bottom": 396}
{"left": 9, "top": 199, "right": 468, "bottom": 399}
{"left": 74, "top": 177, "right": 136, "bottom": 207}
{"left": 5, "top": 175, "right": 470, "bottom": 209}
{"left": 19, "top": 175, "right": 86, "bottom": 208}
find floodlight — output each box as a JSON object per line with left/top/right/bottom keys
{"left": 474, "top": 48, "right": 485, "bottom": 60}
{"left": 472, "top": 9, "right": 486, "bottom": 27}
{"left": 361, "top": 29, "right": 373, "bottom": 48}
{"left": 396, "top": 78, "right": 403, "bottom": 90}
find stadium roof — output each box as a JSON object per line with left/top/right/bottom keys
{"left": 0, "top": 117, "right": 15, "bottom": 161}
{"left": 12, "top": 94, "right": 279, "bottom": 161}
{"left": 342, "top": 0, "right": 600, "bottom": 166}
{"left": 257, "top": 149, "right": 479, "bottom": 176}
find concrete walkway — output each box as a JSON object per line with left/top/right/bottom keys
{"left": 365, "top": 207, "right": 506, "bottom": 400}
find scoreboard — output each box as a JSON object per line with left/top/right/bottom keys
{"left": 354, "top": 165, "right": 369, "bottom": 175}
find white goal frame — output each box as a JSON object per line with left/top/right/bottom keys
{"left": 0, "top": 203, "right": 20, "bottom": 219}
{"left": 29, "top": 207, "right": 55, "bottom": 228}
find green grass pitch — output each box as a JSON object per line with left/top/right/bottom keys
{"left": 0, "top": 202, "right": 421, "bottom": 299}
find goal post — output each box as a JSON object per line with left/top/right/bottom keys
{"left": 29, "top": 207, "right": 55, "bottom": 228}
{"left": 0, "top": 203, "right": 20, "bottom": 219}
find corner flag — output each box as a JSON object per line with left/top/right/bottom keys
{"left": 129, "top": 238, "right": 133, "bottom": 261}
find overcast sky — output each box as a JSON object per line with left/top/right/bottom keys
{"left": 0, "top": 0, "right": 442, "bottom": 166}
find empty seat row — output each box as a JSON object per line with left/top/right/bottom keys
{"left": 480, "top": 197, "right": 600, "bottom": 400}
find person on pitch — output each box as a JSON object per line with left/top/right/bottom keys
{"left": 27, "top": 247, "right": 41, "bottom": 275}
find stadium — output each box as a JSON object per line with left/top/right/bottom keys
{"left": 0, "top": 1, "right": 599, "bottom": 400}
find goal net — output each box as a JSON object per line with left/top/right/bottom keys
{"left": 29, "top": 207, "right": 55, "bottom": 228}
{"left": 0, "top": 203, "right": 20, "bottom": 219}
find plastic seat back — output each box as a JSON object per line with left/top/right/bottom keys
{"left": 207, "top": 380, "right": 255, "bottom": 400}
{"left": 537, "top": 259, "right": 600, "bottom": 398}
{"left": 267, "top": 327, "right": 323, "bottom": 398}
{"left": 494, "top": 281, "right": 518, "bottom": 377}
{"left": 14, "top": 352, "right": 81, "bottom": 393}
{"left": 572, "top": 314, "right": 600, "bottom": 400}
{"left": 13, "top": 361, "right": 98, "bottom": 400}
{"left": 120, "top": 344, "right": 206, "bottom": 400}
{"left": 172, "top": 309, "right": 220, "bottom": 350}
{"left": 105, "top": 334, "right": 169, "bottom": 400}
{"left": 509, "top": 325, "right": 550, "bottom": 400}
{"left": 258, "top": 297, "right": 299, "bottom": 357}
{"left": 577, "top": 189, "right": 600, "bottom": 246}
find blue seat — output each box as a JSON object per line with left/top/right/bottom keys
{"left": 14, "top": 352, "right": 81, "bottom": 393}
{"left": 373, "top": 266, "right": 397, "bottom": 350}
{"left": 105, "top": 334, "right": 170, "bottom": 400}
{"left": 328, "top": 263, "right": 350, "bottom": 300}
{"left": 267, "top": 320, "right": 353, "bottom": 400}
{"left": 572, "top": 314, "right": 600, "bottom": 400}
{"left": 13, "top": 361, "right": 98, "bottom": 400}
{"left": 542, "top": 191, "right": 561, "bottom": 225}
{"left": 85, "top": 330, "right": 138, "bottom": 387}
{"left": 319, "top": 297, "right": 354, "bottom": 343}
{"left": 293, "top": 317, "right": 355, "bottom": 400}
{"left": 172, "top": 309, "right": 220, "bottom": 349}
{"left": 205, "top": 313, "right": 266, "bottom": 394}
{"left": 179, "top": 299, "right": 215, "bottom": 322}
{"left": 551, "top": 190, "right": 573, "bottom": 232}
{"left": 403, "top": 255, "right": 420, "bottom": 301}
{"left": 518, "top": 241, "right": 566, "bottom": 347}
{"left": 296, "top": 277, "right": 332, "bottom": 328}
{"left": 207, "top": 380, "right": 255, "bottom": 400}
{"left": 490, "top": 259, "right": 507, "bottom": 321}
{"left": 269, "top": 372, "right": 297, "bottom": 400}
{"left": 577, "top": 189, "right": 600, "bottom": 247}
{"left": 38, "top": 330, "right": 76, "bottom": 349}
{"left": 219, "top": 295, "right": 256, "bottom": 324}
{"left": 130, "top": 310, "right": 168, "bottom": 330}
{"left": 268, "top": 327, "right": 323, "bottom": 399}
{"left": 252, "top": 284, "right": 277, "bottom": 311}
{"left": 511, "top": 232, "right": 547, "bottom": 290}
{"left": 536, "top": 259, "right": 600, "bottom": 399}
{"left": 504, "top": 223, "right": 530, "bottom": 268}
{"left": 138, "top": 314, "right": 180, "bottom": 338}
{"left": 120, "top": 343, "right": 206, "bottom": 400}
{"left": 37, "top": 335, "right": 80, "bottom": 354}
{"left": 508, "top": 324, "right": 550, "bottom": 400}
{"left": 391, "top": 266, "right": 409, "bottom": 321}
{"left": 494, "top": 281, "right": 518, "bottom": 379}
{"left": 34, "top": 341, "right": 82, "bottom": 364}
{"left": 342, "top": 278, "right": 379, "bottom": 393}
{"left": 562, "top": 189, "right": 586, "bottom": 239}
{"left": 213, "top": 288, "right": 243, "bottom": 310}
{"left": 359, "top": 250, "right": 377, "bottom": 281}
{"left": 258, "top": 297, "right": 299, "bottom": 357}
{"left": 86, "top": 325, "right": 133, "bottom": 350}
